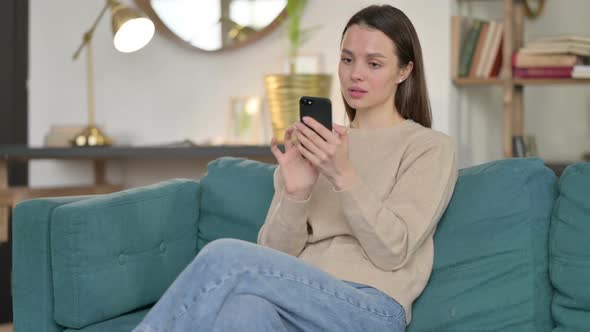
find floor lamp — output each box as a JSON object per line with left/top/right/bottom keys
{"left": 72, "top": 0, "right": 154, "bottom": 147}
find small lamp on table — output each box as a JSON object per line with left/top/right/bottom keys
{"left": 71, "top": 0, "right": 155, "bottom": 147}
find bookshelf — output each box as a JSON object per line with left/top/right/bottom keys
{"left": 453, "top": 0, "right": 590, "bottom": 158}
{"left": 454, "top": 78, "right": 590, "bottom": 86}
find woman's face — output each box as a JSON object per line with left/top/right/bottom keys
{"left": 339, "top": 24, "right": 406, "bottom": 112}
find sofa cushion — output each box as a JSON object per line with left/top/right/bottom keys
{"left": 198, "top": 157, "right": 276, "bottom": 250}
{"left": 550, "top": 162, "right": 590, "bottom": 331}
{"left": 408, "top": 158, "right": 557, "bottom": 332}
{"left": 64, "top": 308, "right": 149, "bottom": 332}
{"left": 51, "top": 179, "right": 200, "bottom": 329}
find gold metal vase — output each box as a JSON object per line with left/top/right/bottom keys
{"left": 264, "top": 74, "right": 332, "bottom": 143}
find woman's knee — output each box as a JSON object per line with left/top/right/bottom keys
{"left": 195, "top": 238, "right": 258, "bottom": 266}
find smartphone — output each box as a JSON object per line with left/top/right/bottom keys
{"left": 299, "top": 96, "right": 332, "bottom": 138}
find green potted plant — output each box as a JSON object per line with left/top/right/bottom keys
{"left": 264, "top": 0, "right": 332, "bottom": 143}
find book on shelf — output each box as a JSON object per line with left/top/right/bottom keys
{"left": 511, "top": 53, "right": 573, "bottom": 78}
{"left": 512, "top": 136, "right": 526, "bottom": 158}
{"left": 513, "top": 67, "right": 573, "bottom": 79}
{"left": 450, "top": 15, "right": 472, "bottom": 79}
{"left": 534, "top": 35, "right": 590, "bottom": 44}
{"left": 451, "top": 16, "right": 503, "bottom": 80}
{"left": 468, "top": 21, "right": 489, "bottom": 77}
{"left": 458, "top": 18, "right": 483, "bottom": 77}
{"left": 573, "top": 65, "right": 590, "bottom": 78}
{"left": 44, "top": 125, "right": 86, "bottom": 147}
{"left": 514, "top": 35, "right": 590, "bottom": 79}
{"left": 512, "top": 135, "right": 538, "bottom": 158}
{"left": 519, "top": 35, "right": 590, "bottom": 56}
{"left": 139, "top": 139, "right": 199, "bottom": 148}
{"left": 513, "top": 53, "right": 581, "bottom": 68}
{"left": 519, "top": 45, "right": 590, "bottom": 57}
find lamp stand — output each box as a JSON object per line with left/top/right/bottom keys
{"left": 72, "top": 1, "right": 114, "bottom": 147}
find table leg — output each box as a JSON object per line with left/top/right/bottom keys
{"left": 93, "top": 160, "right": 106, "bottom": 185}
{"left": 0, "top": 160, "right": 8, "bottom": 243}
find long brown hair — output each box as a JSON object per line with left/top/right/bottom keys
{"left": 341, "top": 5, "right": 432, "bottom": 128}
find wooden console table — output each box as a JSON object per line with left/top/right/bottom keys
{"left": 0, "top": 145, "right": 273, "bottom": 243}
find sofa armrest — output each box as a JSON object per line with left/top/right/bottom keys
{"left": 13, "top": 179, "right": 200, "bottom": 331}
{"left": 50, "top": 178, "right": 200, "bottom": 329}
{"left": 13, "top": 196, "right": 93, "bottom": 332}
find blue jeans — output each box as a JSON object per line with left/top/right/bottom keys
{"left": 133, "top": 239, "right": 405, "bottom": 332}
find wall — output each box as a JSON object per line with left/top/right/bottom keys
{"left": 29, "top": 0, "right": 453, "bottom": 187}
{"left": 29, "top": 0, "right": 590, "bottom": 187}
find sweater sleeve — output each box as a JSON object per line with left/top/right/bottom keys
{"left": 257, "top": 166, "right": 310, "bottom": 256}
{"left": 337, "top": 135, "right": 458, "bottom": 271}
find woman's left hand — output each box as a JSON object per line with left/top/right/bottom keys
{"left": 294, "top": 116, "right": 361, "bottom": 191}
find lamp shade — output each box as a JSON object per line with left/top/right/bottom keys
{"left": 111, "top": 4, "right": 154, "bottom": 53}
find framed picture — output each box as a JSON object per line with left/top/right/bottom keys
{"left": 283, "top": 53, "right": 324, "bottom": 74}
{"left": 225, "top": 96, "right": 266, "bottom": 145}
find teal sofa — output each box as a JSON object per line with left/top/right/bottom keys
{"left": 11, "top": 157, "right": 590, "bottom": 331}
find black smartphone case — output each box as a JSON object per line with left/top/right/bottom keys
{"left": 299, "top": 96, "right": 333, "bottom": 133}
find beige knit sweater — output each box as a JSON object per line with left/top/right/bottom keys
{"left": 257, "top": 119, "right": 458, "bottom": 324}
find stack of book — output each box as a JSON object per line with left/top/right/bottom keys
{"left": 513, "top": 36, "right": 590, "bottom": 79}
{"left": 44, "top": 125, "right": 85, "bottom": 147}
{"left": 451, "top": 16, "right": 504, "bottom": 79}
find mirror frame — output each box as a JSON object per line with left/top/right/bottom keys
{"left": 523, "top": 0, "right": 546, "bottom": 19}
{"left": 134, "top": 0, "right": 288, "bottom": 52}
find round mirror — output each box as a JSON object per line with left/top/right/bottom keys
{"left": 524, "top": 0, "right": 545, "bottom": 19}
{"left": 134, "top": 0, "right": 287, "bottom": 52}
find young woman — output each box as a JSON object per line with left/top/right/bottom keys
{"left": 134, "top": 4, "right": 457, "bottom": 332}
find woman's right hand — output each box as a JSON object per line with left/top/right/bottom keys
{"left": 270, "top": 126, "right": 319, "bottom": 201}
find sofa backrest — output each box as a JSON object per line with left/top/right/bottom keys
{"left": 199, "top": 157, "right": 559, "bottom": 331}
{"left": 197, "top": 157, "right": 276, "bottom": 250}
{"left": 550, "top": 162, "right": 590, "bottom": 331}
{"left": 408, "top": 158, "right": 557, "bottom": 331}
